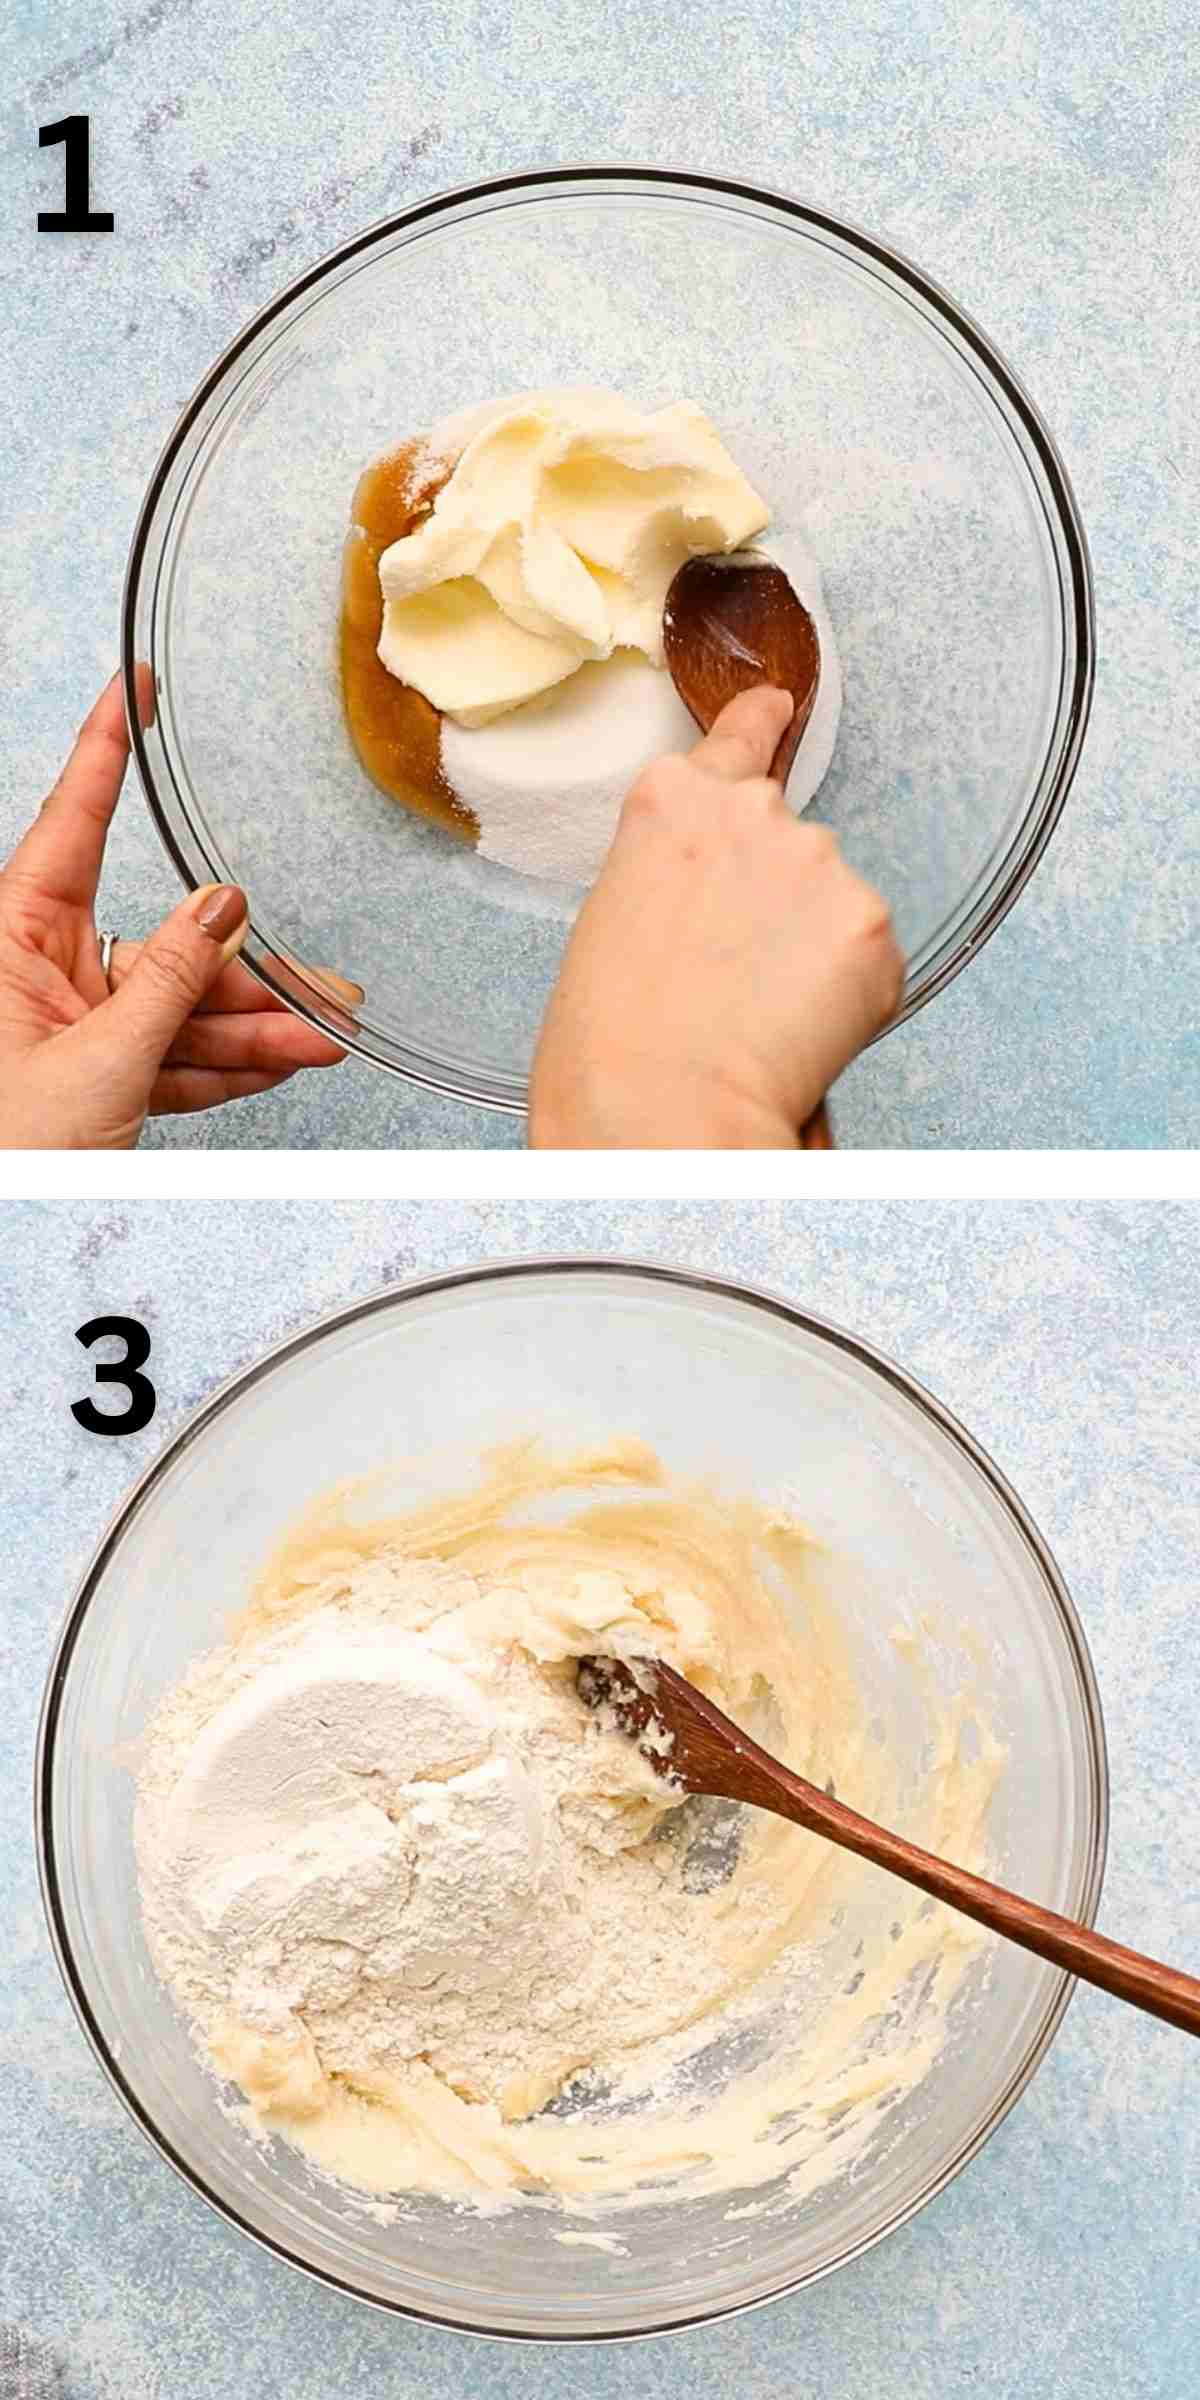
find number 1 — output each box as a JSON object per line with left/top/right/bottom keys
{"left": 38, "top": 116, "right": 114, "bottom": 234}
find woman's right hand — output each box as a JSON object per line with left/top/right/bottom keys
{"left": 530, "top": 687, "right": 904, "bottom": 1149}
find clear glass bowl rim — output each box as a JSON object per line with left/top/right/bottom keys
{"left": 36, "top": 1256, "right": 1110, "bottom": 2343}
{"left": 120, "top": 165, "right": 1097, "bottom": 1114}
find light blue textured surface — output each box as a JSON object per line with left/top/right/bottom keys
{"left": 2, "top": 1198, "right": 1199, "bottom": 2393}
{"left": 1, "top": 1, "right": 1196, "bottom": 1147}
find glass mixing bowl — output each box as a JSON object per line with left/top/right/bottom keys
{"left": 123, "top": 169, "right": 1094, "bottom": 1113}
{"left": 39, "top": 1262, "right": 1106, "bottom": 2339}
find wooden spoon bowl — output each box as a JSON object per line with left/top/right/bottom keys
{"left": 663, "top": 551, "right": 821, "bottom": 786}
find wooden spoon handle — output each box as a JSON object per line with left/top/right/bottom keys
{"left": 759, "top": 1762, "right": 1200, "bottom": 2036}
{"left": 800, "top": 1104, "right": 833, "bottom": 1149}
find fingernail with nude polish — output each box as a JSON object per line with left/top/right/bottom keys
{"left": 193, "top": 883, "right": 248, "bottom": 947}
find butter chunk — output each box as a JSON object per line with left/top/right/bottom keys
{"left": 376, "top": 387, "right": 769, "bottom": 726}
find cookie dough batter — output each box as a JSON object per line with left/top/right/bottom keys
{"left": 135, "top": 1440, "right": 1003, "bottom": 2216}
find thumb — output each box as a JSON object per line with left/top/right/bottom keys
{"left": 103, "top": 883, "right": 249, "bottom": 1072}
{"left": 689, "top": 685, "right": 794, "bottom": 783}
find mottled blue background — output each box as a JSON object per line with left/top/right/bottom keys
{"left": 2, "top": 1198, "right": 1198, "bottom": 2392}
{"left": 1, "top": 0, "right": 1196, "bottom": 1147}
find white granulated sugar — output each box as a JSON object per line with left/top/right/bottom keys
{"left": 441, "top": 532, "right": 843, "bottom": 887}
{"left": 444, "top": 653, "right": 696, "bottom": 884}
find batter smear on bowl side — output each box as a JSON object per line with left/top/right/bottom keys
{"left": 134, "top": 1440, "right": 1004, "bottom": 2220}
{"left": 339, "top": 389, "right": 844, "bottom": 887}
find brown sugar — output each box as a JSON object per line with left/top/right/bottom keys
{"left": 339, "top": 441, "right": 479, "bottom": 842}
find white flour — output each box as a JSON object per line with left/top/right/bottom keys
{"left": 135, "top": 1549, "right": 762, "bottom": 2129}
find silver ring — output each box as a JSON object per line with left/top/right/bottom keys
{"left": 98, "top": 930, "right": 119, "bottom": 990}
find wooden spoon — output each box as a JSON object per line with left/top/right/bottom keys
{"left": 663, "top": 551, "right": 821, "bottom": 787}
{"left": 663, "top": 551, "right": 832, "bottom": 1150}
{"left": 578, "top": 1654, "right": 1200, "bottom": 2037}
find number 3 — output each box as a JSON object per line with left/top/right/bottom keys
{"left": 71, "top": 1316, "right": 157, "bottom": 1436}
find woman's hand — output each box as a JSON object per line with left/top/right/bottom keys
{"left": 0, "top": 671, "right": 344, "bottom": 1148}
{"left": 530, "top": 686, "right": 904, "bottom": 1148}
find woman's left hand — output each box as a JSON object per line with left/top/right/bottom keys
{"left": 0, "top": 670, "right": 345, "bottom": 1148}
